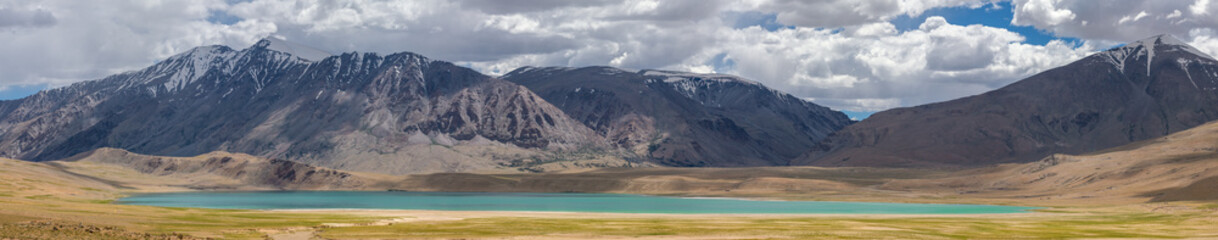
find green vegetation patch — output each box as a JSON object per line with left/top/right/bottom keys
{"left": 23, "top": 195, "right": 55, "bottom": 200}
{"left": 318, "top": 212, "right": 1218, "bottom": 239}
{"left": 80, "top": 187, "right": 105, "bottom": 192}
{"left": 145, "top": 210, "right": 381, "bottom": 234}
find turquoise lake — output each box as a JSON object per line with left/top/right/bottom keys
{"left": 116, "top": 191, "right": 1036, "bottom": 214}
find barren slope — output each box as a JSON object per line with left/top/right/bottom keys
{"left": 886, "top": 120, "right": 1218, "bottom": 205}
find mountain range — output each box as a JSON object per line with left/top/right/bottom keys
{"left": 0, "top": 37, "right": 850, "bottom": 174}
{"left": 2, "top": 34, "right": 1217, "bottom": 174}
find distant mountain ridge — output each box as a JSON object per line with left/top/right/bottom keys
{"left": 0, "top": 38, "right": 853, "bottom": 173}
{"left": 503, "top": 66, "right": 852, "bottom": 167}
{"left": 797, "top": 34, "right": 1218, "bottom": 168}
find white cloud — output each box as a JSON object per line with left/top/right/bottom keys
{"left": 1168, "top": 10, "right": 1184, "bottom": 19}
{"left": 1116, "top": 11, "right": 1150, "bottom": 25}
{"left": 1011, "top": 0, "right": 1076, "bottom": 26}
{"left": 846, "top": 22, "right": 899, "bottom": 37}
{"left": 482, "top": 15, "right": 543, "bottom": 34}
{"left": 1187, "top": 28, "right": 1218, "bottom": 58}
{"left": 1011, "top": 0, "right": 1218, "bottom": 43}
{"left": 1193, "top": 0, "right": 1211, "bottom": 15}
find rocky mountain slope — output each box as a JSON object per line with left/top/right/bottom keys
{"left": 503, "top": 67, "right": 852, "bottom": 167}
{"left": 797, "top": 34, "right": 1218, "bottom": 168}
{"left": 0, "top": 38, "right": 613, "bottom": 174}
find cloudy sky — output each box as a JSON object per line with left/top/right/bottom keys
{"left": 2, "top": 0, "right": 1217, "bottom": 118}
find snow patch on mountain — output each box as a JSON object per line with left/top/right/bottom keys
{"left": 635, "top": 69, "right": 812, "bottom": 108}
{"left": 162, "top": 46, "right": 239, "bottom": 92}
{"left": 1144, "top": 37, "right": 1156, "bottom": 76}
{"left": 1178, "top": 58, "right": 1200, "bottom": 89}
{"left": 502, "top": 66, "right": 573, "bottom": 79}
{"left": 640, "top": 69, "right": 760, "bottom": 85}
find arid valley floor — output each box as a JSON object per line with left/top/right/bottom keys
{"left": 5, "top": 121, "right": 1218, "bottom": 239}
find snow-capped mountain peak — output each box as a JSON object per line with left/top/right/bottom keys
{"left": 125, "top": 38, "right": 323, "bottom": 95}
{"left": 1097, "top": 34, "right": 1214, "bottom": 75}
{"left": 1125, "top": 34, "right": 1213, "bottom": 60}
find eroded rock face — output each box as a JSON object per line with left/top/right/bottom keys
{"left": 797, "top": 35, "right": 1218, "bottom": 168}
{"left": 503, "top": 66, "right": 852, "bottom": 167}
{"left": 0, "top": 39, "right": 605, "bottom": 174}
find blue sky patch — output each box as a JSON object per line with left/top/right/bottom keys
{"left": 841, "top": 110, "right": 875, "bottom": 121}
{"left": 707, "top": 53, "right": 736, "bottom": 73}
{"left": 0, "top": 84, "right": 47, "bottom": 101}
{"left": 207, "top": 10, "right": 243, "bottom": 25}
{"left": 889, "top": 1, "right": 1078, "bottom": 46}
{"left": 725, "top": 11, "right": 792, "bottom": 31}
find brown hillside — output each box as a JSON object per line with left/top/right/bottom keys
{"left": 886, "top": 119, "right": 1218, "bottom": 204}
